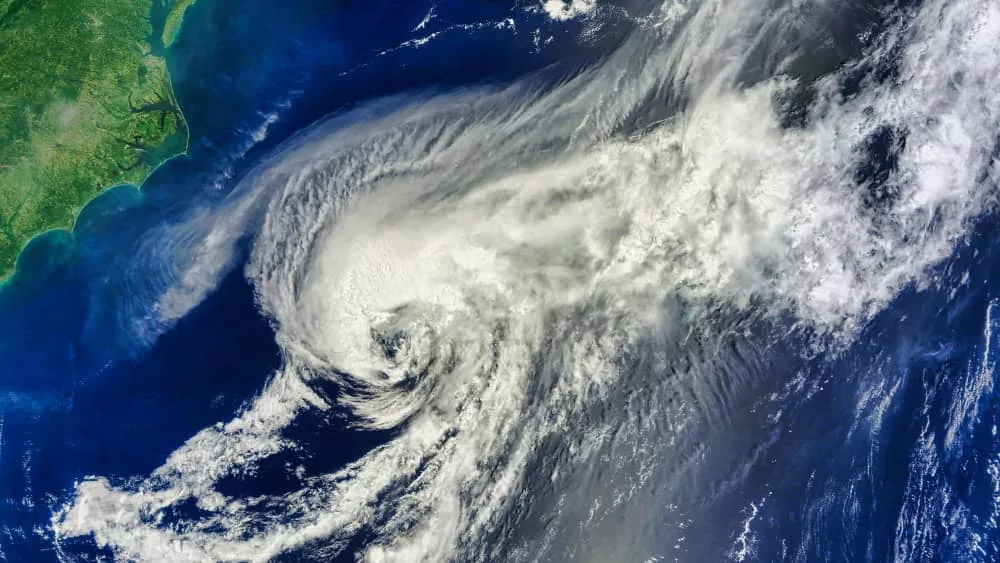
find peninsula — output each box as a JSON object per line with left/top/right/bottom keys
{"left": 0, "top": 0, "right": 191, "bottom": 278}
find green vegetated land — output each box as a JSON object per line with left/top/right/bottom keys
{"left": 162, "top": 0, "right": 197, "bottom": 47}
{"left": 0, "top": 0, "right": 192, "bottom": 279}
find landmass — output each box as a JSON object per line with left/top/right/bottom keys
{"left": 162, "top": 0, "right": 198, "bottom": 47}
{"left": 0, "top": 0, "right": 189, "bottom": 279}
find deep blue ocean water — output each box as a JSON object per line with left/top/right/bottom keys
{"left": 1, "top": 0, "right": 999, "bottom": 560}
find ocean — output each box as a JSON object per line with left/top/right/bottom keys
{"left": 2, "top": 0, "right": 1000, "bottom": 560}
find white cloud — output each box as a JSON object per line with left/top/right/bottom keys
{"left": 541, "top": 0, "right": 597, "bottom": 21}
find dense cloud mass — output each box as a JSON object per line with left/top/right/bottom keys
{"left": 53, "top": 0, "right": 1000, "bottom": 560}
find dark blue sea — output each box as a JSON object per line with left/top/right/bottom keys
{"left": 3, "top": 0, "right": 1000, "bottom": 560}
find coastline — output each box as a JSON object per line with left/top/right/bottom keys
{"left": 162, "top": 0, "right": 199, "bottom": 48}
{"left": 0, "top": 7, "right": 192, "bottom": 288}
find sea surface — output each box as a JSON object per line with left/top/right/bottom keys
{"left": 2, "top": 0, "right": 1000, "bottom": 561}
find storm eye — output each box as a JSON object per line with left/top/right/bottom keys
{"left": 372, "top": 328, "right": 409, "bottom": 363}
{"left": 854, "top": 124, "right": 907, "bottom": 212}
